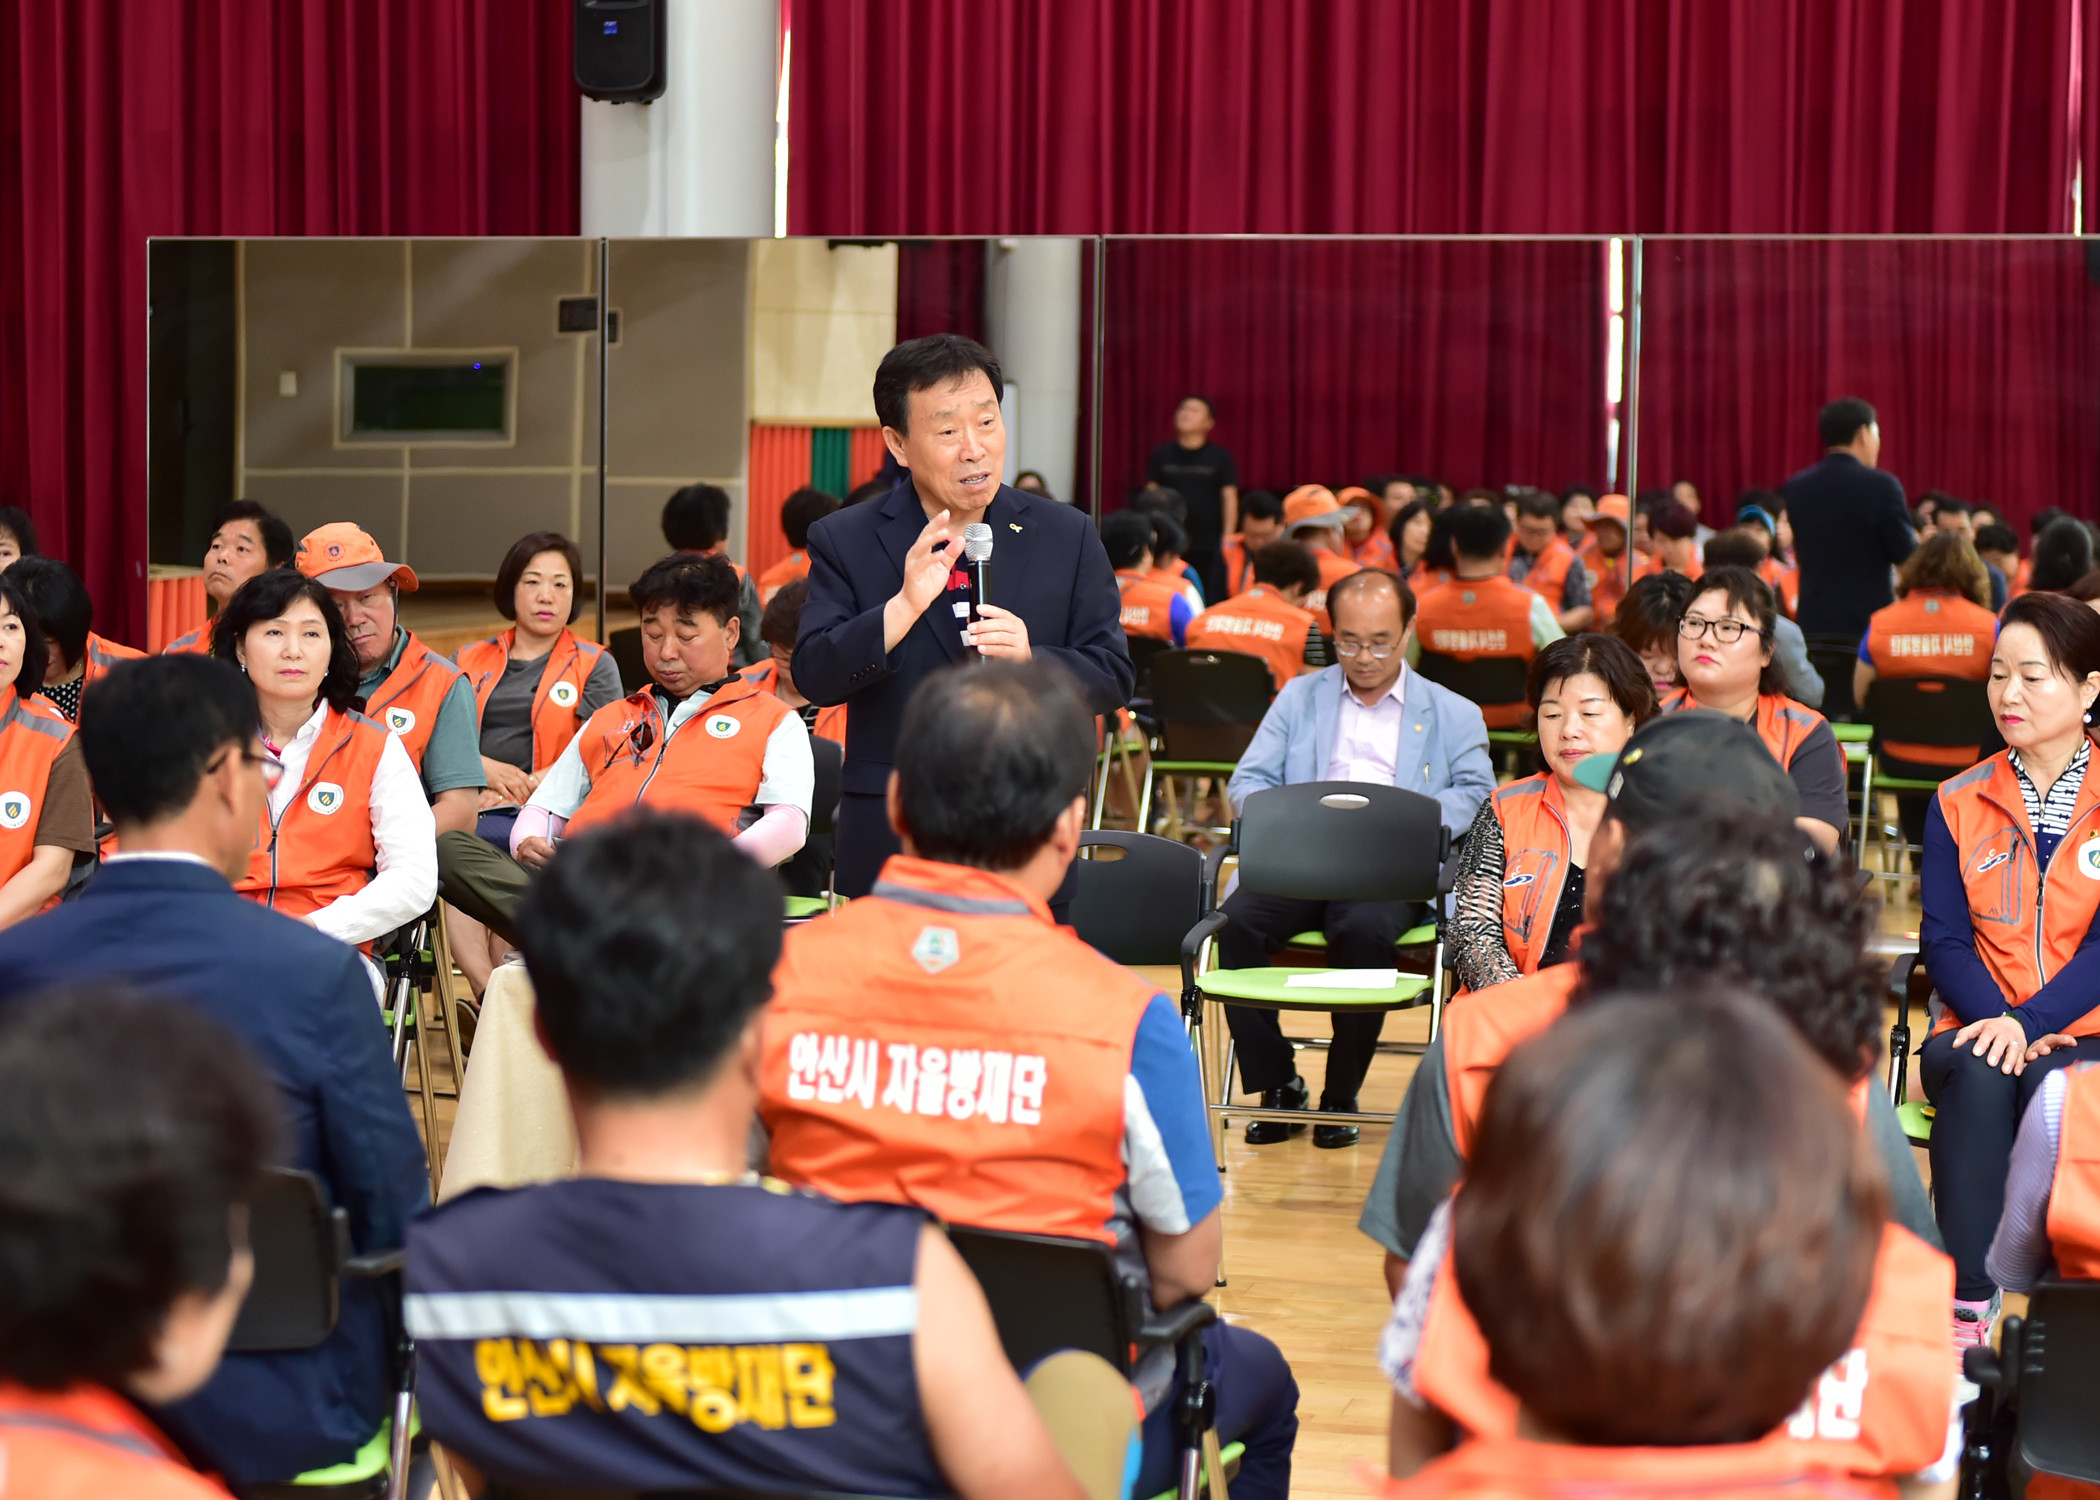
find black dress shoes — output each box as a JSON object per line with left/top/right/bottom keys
{"left": 1243, "top": 1075, "right": 1311, "bottom": 1144}
{"left": 1313, "top": 1096, "right": 1361, "bottom": 1149}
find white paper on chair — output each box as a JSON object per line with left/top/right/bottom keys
{"left": 1285, "top": 969, "right": 1400, "bottom": 990}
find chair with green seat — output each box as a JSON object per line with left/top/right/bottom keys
{"left": 1179, "top": 781, "right": 1454, "bottom": 1153}
{"left": 1861, "top": 677, "right": 2000, "bottom": 882}
{"left": 1830, "top": 723, "right": 1875, "bottom": 863}
{"left": 1136, "top": 648, "right": 1275, "bottom": 840}
{"left": 1884, "top": 952, "right": 1936, "bottom": 1147}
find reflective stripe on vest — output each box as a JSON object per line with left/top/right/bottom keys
{"left": 0, "top": 686, "right": 72, "bottom": 884}
{"left": 1115, "top": 570, "right": 1181, "bottom": 642}
{"left": 2048, "top": 1062, "right": 2100, "bottom": 1279}
{"left": 82, "top": 632, "right": 145, "bottom": 688}
{"left": 1489, "top": 775, "right": 1571, "bottom": 976}
{"left": 237, "top": 707, "right": 389, "bottom": 925}
{"left": 161, "top": 627, "right": 209, "bottom": 656}
{"left": 365, "top": 632, "right": 465, "bottom": 770}
{"left": 1754, "top": 694, "right": 1824, "bottom": 773}
{"left": 564, "top": 678, "right": 792, "bottom": 837}
{"left": 759, "top": 855, "right": 1157, "bottom": 1245}
{"left": 1933, "top": 749, "right": 2100, "bottom": 1038}
{"left": 1413, "top": 1219, "right": 1956, "bottom": 1481}
{"left": 1442, "top": 964, "right": 1580, "bottom": 1160}
{"left": 741, "top": 660, "right": 846, "bottom": 747}
{"left": 1185, "top": 586, "right": 1314, "bottom": 691}
{"left": 457, "top": 629, "right": 603, "bottom": 774}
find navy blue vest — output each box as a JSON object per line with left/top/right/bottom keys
{"left": 406, "top": 1177, "right": 944, "bottom": 1496}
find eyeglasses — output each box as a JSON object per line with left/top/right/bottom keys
{"left": 223, "top": 746, "right": 285, "bottom": 790}
{"left": 1677, "top": 614, "right": 1765, "bottom": 646}
{"left": 1334, "top": 639, "right": 1399, "bottom": 659}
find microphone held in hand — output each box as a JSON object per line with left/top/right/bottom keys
{"left": 962, "top": 523, "right": 994, "bottom": 657}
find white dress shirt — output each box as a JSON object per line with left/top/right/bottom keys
{"left": 1325, "top": 664, "right": 1408, "bottom": 784}
{"left": 267, "top": 702, "right": 437, "bottom": 946}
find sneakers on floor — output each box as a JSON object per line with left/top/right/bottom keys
{"left": 1950, "top": 1292, "right": 2001, "bottom": 1376}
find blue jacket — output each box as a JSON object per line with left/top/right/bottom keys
{"left": 1227, "top": 665, "right": 1495, "bottom": 841}
{"left": 0, "top": 857, "right": 429, "bottom": 1484}
{"left": 793, "top": 478, "right": 1134, "bottom": 797}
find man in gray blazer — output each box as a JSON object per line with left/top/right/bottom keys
{"left": 1222, "top": 569, "right": 1494, "bottom": 1148}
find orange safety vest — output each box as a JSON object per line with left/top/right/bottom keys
{"left": 1115, "top": 568, "right": 1183, "bottom": 642}
{"left": 1413, "top": 1218, "right": 1956, "bottom": 1484}
{"left": 2049, "top": 1062, "right": 2100, "bottom": 1280}
{"left": 1303, "top": 550, "right": 1363, "bottom": 634}
{"left": 237, "top": 706, "right": 391, "bottom": 924}
{"left": 742, "top": 658, "right": 847, "bottom": 745}
{"left": 759, "top": 855, "right": 1158, "bottom": 1245}
{"left": 362, "top": 631, "right": 465, "bottom": 772}
{"left": 161, "top": 626, "right": 211, "bottom": 655}
{"left": 1410, "top": 562, "right": 1455, "bottom": 596}
{"left": 1378, "top": 1433, "right": 1885, "bottom": 1500}
{"left": 1775, "top": 561, "right": 1801, "bottom": 617}
{"left": 1862, "top": 590, "right": 1998, "bottom": 767}
{"left": 455, "top": 629, "right": 607, "bottom": 775}
{"left": 0, "top": 684, "right": 73, "bottom": 885}
{"left": 563, "top": 676, "right": 794, "bottom": 838}
{"left": 1444, "top": 963, "right": 1582, "bottom": 1159}
{"left": 81, "top": 631, "right": 144, "bottom": 690}
{"left": 1184, "top": 585, "right": 1314, "bottom": 691}
{"left": 1219, "top": 534, "right": 1254, "bottom": 597}
{"left": 1486, "top": 775, "right": 1576, "bottom": 977}
{"left": 1510, "top": 536, "right": 1580, "bottom": 613}
{"left": 1931, "top": 748, "right": 2100, "bottom": 1038}
{"left": 1415, "top": 577, "right": 1541, "bottom": 729}
{"left": 757, "top": 549, "right": 809, "bottom": 605}
{"left": 1580, "top": 541, "right": 1632, "bottom": 624}
{"left": 1670, "top": 692, "right": 1831, "bottom": 783}
{"left": 1351, "top": 530, "right": 1398, "bottom": 571}
{"left": 0, "top": 1381, "right": 234, "bottom": 1499}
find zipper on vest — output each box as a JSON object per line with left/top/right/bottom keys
{"left": 2036, "top": 804, "right": 2100, "bottom": 987}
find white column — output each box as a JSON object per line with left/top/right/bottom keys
{"left": 580, "top": 0, "right": 778, "bottom": 237}
{"left": 984, "top": 238, "right": 1083, "bottom": 503}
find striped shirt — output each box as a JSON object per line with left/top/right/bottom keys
{"left": 1986, "top": 1064, "right": 2082, "bottom": 1292}
{"left": 2010, "top": 738, "right": 2089, "bottom": 869}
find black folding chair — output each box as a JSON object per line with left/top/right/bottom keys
{"left": 1138, "top": 649, "right": 1274, "bottom": 840}
{"left": 1962, "top": 1282, "right": 2100, "bottom": 1498}
{"left": 784, "top": 735, "right": 846, "bottom": 920}
{"left": 1126, "top": 633, "right": 1176, "bottom": 699}
{"left": 607, "top": 627, "right": 646, "bottom": 695}
{"left": 1884, "top": 952, "right": 1937, "bottom": 1147}
{"left": 947, "top": 1225, "right": 1233, "bottom": 1500}
{"left": 1804, "top": 633, "right": 1865, "bottom": 721}
{"left": 1862, "top": 676, "right": 2001, "bottom": 882}
{"left": 1413, "top": 651, "right": 1534, "bottom": 771}
{"left": 1072, "top": 832, "right": 1209, "bottom": 967}
{"left": 229, "top": 1167, "right": 413, "bottom": 1500}
{"left": 373, "top": 908, "right": 469, "bottom": 1192}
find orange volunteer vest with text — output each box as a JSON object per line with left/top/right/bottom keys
{"left": 1184, "top": 585, "right": 1314, "bottom": 691}
{"left": 563, "top": 676, "right": 794, "bottom": 837}
{"left": 237, "top": 706, "right": 390, "bottom": 924}
{"left": 1862, "top": 590, "right": 1998, "bottom": 768}
{"left": 2049, "top": 1063, "right": 2100, "bottom": 1280}
{"left": 0, "top": 685, "right": 73, "bottom": 885}
{"left": 456, "top": 629, "right": 607, "bottom": 775}
{"left": 1415, "top": 577, "right": 1541, "bottom": 728}
{"left": 363, "top": 632, "right": 466, "bottom": 772}
{"left": 742, "top": 658, "right": 847, "bottom": 745}
{"left": 1116, "top": 568, "right": 1182, "bottom": 642}
{"left": 1486, "top": 775, "right": 1574, "bottom": 977}
{"left": 1932, "top": 749, "right": 2100, "bottom": 1039}
{"left": 760, "top": 856, "right": 1160, "bottom": 1245}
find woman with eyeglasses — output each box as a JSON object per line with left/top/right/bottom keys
{"left": 211, "top": 569, "right": 435, "bottom": 951}
{"left": 1670, "top": 565, "right": 1848, "bottom": 854}
{"left": 0, "top": 571, "right": 93, "bottom": 927}
{"left": 1446, "top": 635, "right": 1656, "bottom": 994}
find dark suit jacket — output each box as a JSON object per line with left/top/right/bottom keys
{"left": 1781, "top": 452, "right": 1917, "bottom": 641}
{"left": 0, "top": 858, "right": 429, "bottom": 1484}
{"left": 794, "top": 477, "right": 1134, "bottom": 797}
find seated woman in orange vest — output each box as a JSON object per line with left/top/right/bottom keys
{"left": 1384, "top": 807, "right": 1958, "bottom": 1496}
{"left": 0, "top": 992, "right": 275, "bottom": 1500}
{"left": 1671, "top": 566, "right": 1848, "bottom": 854}
{"left": 1102, "top": 511, "right": 1194, "bottom": 647}
{"left": 0, "top": 572, "right": 93, "bottom": 927}
{"left": 1607, "top": 570, "right": 1695, "bottom": 704}
{"left": 435, "top": 553, "right": 813, "bottom": 944}
{"left": 449, "top": 531, "right": 622, "bottom": 993}
{"left": 162, "top": 501, "right": 296, "bottom": 654}
{"left": 1919, "top": 590, "right": 2100, "bottom": 1358}
{"left": 1578, "top": 495, "right": 1634, "bottom": 623}
{"left": 214, "top": 569, "right": 437, "bottom": 949}
{"left": 756, "top": 485, "right": 840, "bottom": 606}
{"left": 1378, "top": 992, "right": 1908, "bottom": 1500}
{"left": 1185, "top": 539, "right": 1327, "bottom": 691}
{"left": 1340, "top": 485, "right": 1397, "bottom": 571}
{"left": 3, "top": 556, "right": 144, "bottom": 724}
{"left": 1389, "top": 500, "right": 1434, "bottom": 581}
{"left": 1410, "top": 505, "right": 1565, "bottom": 729}
{"left": 1853, "top": 531, "right": 1999, "bottom": 760}
{"left": 1445, "top": 634, "right": 1655, "bottom": 994}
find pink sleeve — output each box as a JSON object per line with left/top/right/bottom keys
{"left": 733, "top": 804, "right": 809, "bottom": 868}
{"left": 510, "top": 804, "right": 568, "bottom": 857}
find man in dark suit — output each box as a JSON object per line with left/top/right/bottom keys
{"left": 1783, "top": 396, "right": 1918, "bottom": 645}
{"left": 0, "top": 655, "right": 428, "bottom": 1489}
{"left": 795, "top": 334, "right": 1133, "bottom": 903}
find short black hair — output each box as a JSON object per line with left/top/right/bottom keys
{"left": 1149, "top": 513, "right": 1189, "bottom": 560}
{"left": 1447, "top": 502, "right": 1513, "bottom": 563}
{"left": 1511, "top": 487, "right": 1560, "bottom": 522}
{"left": 1930, "top": 495, "right": 1972, "bottom": 520}
{"left": 661, "top": 484, "right": 732, "bottom": 552}
{"left": 760, "top": 576, "right": 809, "bottom": 650}
{"left": 0, "top": 505, "right": 38, "bottom": 557}
{"left": 1326, "top": 568, "right": 1416, "bottom": 631}
{"left": 2031, "top": 517, "right": 2096, "bottom": 593}
{"left": 630, "top": 552, "right": 741, "bottom": 628}
{"left": 519, "top": 813, "right": 783, "bottom": 1099}
{"left": 212, "top": 501, "right": 295, "bottom": 570}
{"left": 893, "top": 660, "right": 1095, "bottom": 871}
{"left": 81, "top": 657, "right": 259, "bottom": 828}
{"left": 493, "top": 531, "right": 583, "bottom": 624}
{"left": 1699, "top": 528, "right": 1769, "bottom": 571}
{"left": 1558, "top": 484, "right": 1598, "bottom": 506}
{"left": 2032, "top": 506, "right": 2069, "bottom": 540}
{"left": 1251, "top": 540, "right": 1320, "bottom": 594}
{"left": 1818, "top": 396, "right": 1877, "bottom": 448}
{"left": 873, "top": 335, "right": 1004, "bottom": 436}
{"left": 1177, "top": 394, "right": 1215, "bottom": 418}
{"left": 1129, "top": 484, "right": 1188, "bottom": 526}
{"left": 5, "top": 555, "right": 91, "bottom": 669}
{"left": 845, "top": 478, "right": 891, "bottom": 507}
{"left": 0, "top": 571, "right": 50, "bottom": 699}
{"left": 1239, "top": 490, "right": 1283, "bottom": 525}
{"left": 1974, "top": 522, "right": 2020, "bottom": 557}
{"left": 1100, "top": 511, "right": 1156, "bottom": 570}
{"left": 212, "top": 568, "right": 362, "bottom": 712}
{"left": 780, "top": 487, "right": 840, "bottom": 551}
{"left": 1685, "top": 565, "right": 1787, "bottom": 695}
{"left": 0, "top": 987, "right": 276, "bottom": 1389}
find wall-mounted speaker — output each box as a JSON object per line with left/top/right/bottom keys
{"left": 576, "top": 0, "right": 666, "bottom": 104}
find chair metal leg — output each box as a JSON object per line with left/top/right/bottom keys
{"left": 1090, "top": 751, "right": 1111, "bottom": 830}
{"left": 1137, "top": 765, "right": 1156, "bottom": 836}
{"left": 409, "top": 982, "right": 442, "bottom": 1189}
{"left": 1427, "top": 940, "right": 1446, "bottom": 1042}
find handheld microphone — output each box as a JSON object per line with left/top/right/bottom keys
{"left": 962, "top": 523, "right": 995, "bottom": 656}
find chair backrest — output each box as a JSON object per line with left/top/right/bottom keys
{"left": 1146, "top": 648, "right": 1274, "bottom": 763}
{"left": 1414, "top": 650, "right": 1529, "bottom": 713}
{"left": 1126, "top": 633, "right": 1175, "bottom": 698}
{"left": 808, "top": 733, "right": 844, "bottom": 838}
{"left": 1863, "top": 676, "right": 2002, "bottom": 757}
{"left": 2015, "top": 1281, "right": 2100, "bottom": 1483}
{"left": 1072, "top": 832, "right": 1207, "bottom": 966}
{"left": 227, "top": 1166, "right": 345, "bottom": 1353}
{"left": 1802, "top": 633, "right": 1864, "bottom": 721}
{"left": 1236, "top": 781, "right": 1449, "bottom": 904}
{"left": 945, "top": 1225, "right": 1134, "bottom": 1376}
{"left": 607, "top": 626, "right": 646, "bottom": 696}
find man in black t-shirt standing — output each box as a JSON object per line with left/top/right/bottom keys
{"left": 1147, "top": 395, "right": 1240, "bottom": 601}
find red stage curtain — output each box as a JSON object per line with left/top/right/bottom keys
{"left": 1635, "top": 240, "right": 2100, "bottom": 535}
{"left": 787, "top": 0, "right": 2080, "bottom": 237}
{"left": 1095, "top": 240, "right": 1608, "bottom": 510}
{"left": 0, "top": 0, "right": 577, "bottom": 647}
{"left": 896, "top": 240, "right": 987, "bottom": 344}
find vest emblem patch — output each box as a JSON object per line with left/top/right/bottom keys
{"left": 705, "top": 714, "right": 740, "bottom": 739}
{"left": 307, "top": 782, "right": 345, "bottom": 815}
{"left": 385, "top": 706, "right": 417, "bottom": 735}
{"left": 2080, "top": 837, "right": 2100, "bottom": 881}
{"left": 0, "top": 791, "right": 29, "bottom": 830}
{"left": 912, "top": 924, "right": 960, "bottom": 974}
{"left": 549, "top": 680, "right": 579, "bottom": 709}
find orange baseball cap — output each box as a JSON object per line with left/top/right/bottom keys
{"left": 296, "top": 524, "right": 419, "bottom": 593}
{"left": 1283, "top": 484, "right": 1357, "bottom": 531}
{"left": 1591, "top": 494, "right": 1631, "bottom": 530}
